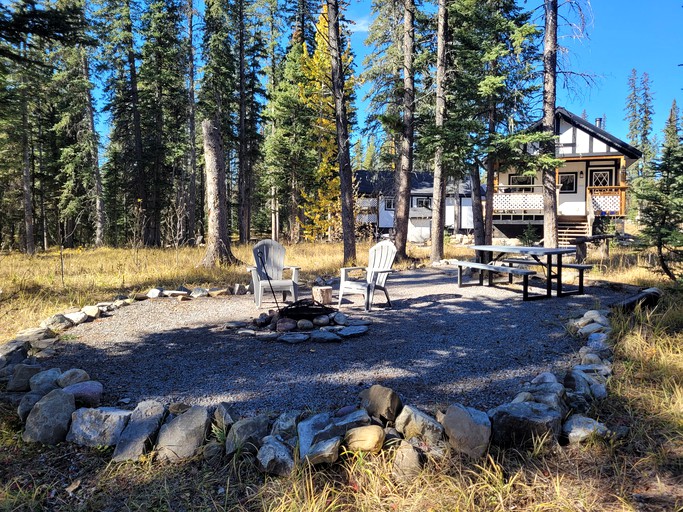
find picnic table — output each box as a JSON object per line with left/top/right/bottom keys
{"left": 470, "top": 245, "right": 579, "bottom": 299}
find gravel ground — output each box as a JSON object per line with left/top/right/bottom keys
{"left": 48, "top": 267, "right": 634, "bottom": 416}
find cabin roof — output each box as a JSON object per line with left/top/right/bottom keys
{"left": 354, "top": 170, "right": 482, "bottom": 196}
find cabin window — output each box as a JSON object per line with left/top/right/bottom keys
{"left": 509, "top": 175, "right": 535, "bottom": 192}
{"left": 559, "top": 172, "right": 577, "bottom": 194}
{"left": 414, "top": 197, "right": 431, "bottom": 208}
{"left": 590, "top": 169, "right": 612, "bottom": 187}
{"left": 384, "top": 197, "right": 395, "bottom": 210}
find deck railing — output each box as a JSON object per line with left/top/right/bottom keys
{"left": 588, "top": 186, "right": 627, "bottom": 216}
{"left": 492, "top": 184, "right": 544, "bottom": 212}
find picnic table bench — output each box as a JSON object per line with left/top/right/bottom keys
{"left": 501, "top": 258, "right": 593, "bottom": 295}
{"left": 446, "top": 259, "right": 537, "bottom": 301}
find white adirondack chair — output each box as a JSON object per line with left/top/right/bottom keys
{"left": 338, "top": 240, "right": 397, "bottom": 311}
{"left": 248, "top": 240, "right": 299, "bottom": 308}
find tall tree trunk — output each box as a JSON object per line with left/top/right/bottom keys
{"left": 394, "top": 0, "right": 414, "bottom": 261}
{"left": 21, "top": 92, "right": 35, "bottom": 255}
{"left": 470, "top": 166, "right": 485, "bottom": 250}
{"left": 124, "top": 1, "right": 146, "bottom": 244}
{"left": 542, "top": 0, "right": 558, "bottom": 248}
{"left": 430, "top": 0, "right": 447, "bottom": 263}
{"left": 186, "top": 0, "right": 197, "bottom": 244}
{"left": 82, "top": 51, "right": 105, "bottom": 247}
{"left": 201, "top": 118, "right": 235, "bottom": 266}
{"left": 237, "top": 0, "right": 250, "bottom": 243}
{"left": 327, "top": 0, "right": 356, "bottom": 265}
{"left": 485, "top": 102, "right": 496, "bottom": 245}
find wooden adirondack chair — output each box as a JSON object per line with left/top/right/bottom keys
{"left": 248, "top": 240, "right": 299, "bottom": 308}
{"left": 338, "top": 240, "right": 397, "bottom": 311}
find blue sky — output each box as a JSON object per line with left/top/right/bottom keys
{"left": 345, "top": 0, "right": 683, "bottom": 146}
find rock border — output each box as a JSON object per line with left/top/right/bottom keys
{"left": 0, "top": 286, "right": 662, "bottom": 481}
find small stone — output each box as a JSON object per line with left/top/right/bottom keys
{"left": 214, "top": 402, "right": 238, "bottom": 432}
{"left": 309, "top": 330, "right": 342, "bottom": 343}
{"left": 225, "top": 415, "right": 270, "bottom": 457}
{"left": 276, "top": 318, "right": 297, "bottom": 332}
{"left": 233, "top": 284, "right": 247, "bottom": 295}
{"left": 574, "top": 364, "right": 612, "bottom": 377}
{"left": 255, "top": 313, "right": 271, "bottom": 327}
{"left": 590, "top": 383, "right": 608, "bottom": 400}
{"left": 255, "top": 332, "right": 279, "bottom": 341}
{"left": 581, "top": 353, "right": 603, "bottom": 365}
{"left": 112, "top": 400, "right": 166, "bottom": 462}
{"left": 209, "top": 288, "right": 231, "bottom": 297}
{"left": 278, "top": 333, "right": 310, "bottom": 344}
{"left": 14, "top": 327, "right": 55, "bottom": 344}
{"left": 29, "top": 338, "right": 59, "bottom": 351}
{"left": 61, "top": 380, "right": 103, "bottom": 407}
{"left": 306, "top": 436, "right": 341, "bottom": 465}
{"left": 163, "top": 290, "right": 189, "bottom": 298}
{"left": 531, "top": 372, "right": 557, "bottom": 384}
{"left": 346, "top": 318, "right": 372, "bottom": 326}
{"left": 67, "top": 407, "right": 132, "bottom": 447}
{"left": 237, "top": 329, "right": 256, "bottom": 336}
{"left": 359, "top": 384, "right": 403, "bottom": 423}
{"left": 332, "top": 312, "right": 348, "bottom": 326}
{"left": 312, "top": 315, "right": 330, "bottom": 326}
{"left": 29, "top": 368, "right": 62, "bottom": 394}
{"left": 297, "top": 319, "right": 314, "bottom": 331}
{"left": 17, "top": 392, "right": 45, "bottom": 423}
{"left": 56, "top": 368, "right": 90, "bottom": 388}
{"left": 344, "top": 425, "right": 385, "bottom": 453}
{"left": 488, "top": 401, "right": 562, "bottom": 447}
{"left": 168, "top": 402, "right": 192, "bottom": 415}
{"left": 0, "top": 340, "right": 29, "bottom": 370}
{"left": 147, "top": 288, "right": 163, "bottom": 298}
{"left": 190, "top": 287, "right": 209, "bottom": 298}
{"left": 223, "top": 321, "right": 249, "bottom": 329}
{"left": 562, "top": 414, "right": 609, "bottom": 444}
{"left": 257, "top": 435, "right": 295, "bottom": 476}
{"left": 395, "top": 405, "right": 444, "bottom": 446}
{"left": 63, "top": 311, "right": 88, "bottom": 326}
{"left": 512, "top": 392, "right": 534, "bottom": 403}
{"left": 156, "top": 405, "right": 211, "bottom": 462}
{"left": 7, "top": 364, "right": 43, "bottom": 392}
{"left": 392, "top": 440, "right": 423, "bottom": 483}
{"left": 440, "top": 403, "right": 491, "bottom": 459}
{"left": 271, "top": 410, "right": 301, "bottom": 447}
{"left": 40, "top": 314, "right": 73, "bottom": 332}
{"left": 337, "top": 326, "right": 369, "bottom": 338}
{"left": 578, "top": 323, "right": 605, "bottom": 337}
{"left": 81, "top": 305, "right": 101, "bottom": 319}
{"left": 320, "top": 325, "right": 345, "bottom": 332}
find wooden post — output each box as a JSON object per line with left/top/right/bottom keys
{"left": 312, "top": 286, "right": 333, "bottom": 305}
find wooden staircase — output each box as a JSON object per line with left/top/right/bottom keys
{"left": 558, "top": 217, "right": 590, "bottom": 247}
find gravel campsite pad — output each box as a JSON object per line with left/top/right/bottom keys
{"left": 48, "top": 268, "right": 633, "bottom": 415}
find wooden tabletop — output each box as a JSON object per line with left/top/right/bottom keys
{"left": 470, "top": 245, "right": 576, "bottom": 256}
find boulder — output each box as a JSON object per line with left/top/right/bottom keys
{"left": 14, "top": 327, "right": 55, "bottom": 344}
{"left": 29, "top": 368, "right": 62, "bottom": 394}
{"left": 156, "top": 405, "right": 211, "bottom": 462}
{"left": 7, "top": 364, "right": 43, "bottom": 392}
{"left": 63, "top": 311, "right": 88, "bottom": 326}
{"left": 56, "top": 368, "right": 90, "bottom": 388}
{"left": 225, "top": 415, "right": 270, "bottom": 457}
{"left": 17, "top": 392, "right": 45, "bottom": 423}
{"left": 67, "top": 407, "right": 132, "bottom": 447}
{"left": 395, "top": 405, "right": 444, "bottom": 446}
{"left": 391, "top": 440, "right": 423, "bottom": 483}
{"left": 257, "top": 435, "right": 295, "bottom": 476}
{"left": 309, "top": 330, "right": 342, "bottom": 342}
{"left": 40, "top": 314, "right": 73, "bottom": 331}
{"left": 562, "top": 414, "right": 609, "bottom": 444}
{"left": 297, "top": 319, "right": 314, "bottom": 331}
{"left": 344, "top": 425, "right": 385, "bottom": 453}
{"left": 276, "top": 318, "right": 297, "bottom": 332}
{"left": 306, "top": 436, "right": 341, "bottom": 465}
{"left": 61, "top": 380, "right": 103, "bottom": 407}
{"left": 81, "top": 305, "right": 101, "bottom": 319}
{"left": 298, "top": 412, "right": 332, "bottom": 459}
{"left": 112, "top": 400, "right": 166, "bottom": 462}
{"left": 22, "top": 389, "right": 75, "bottom": 444}
{"left": 440, "top": 404, "right": 491, "bottom": 459}
{"left": 0, "top": 340, "right": 29, "bottom": 370}
{"left": 359, "top": 384, "right": 403, "bottom": 423}
{"left": 488, "top": 402, "right": 562, "bottom": 447}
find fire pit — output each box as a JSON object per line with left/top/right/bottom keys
{"left": 279, "top": 299, "right": 337, "bottom": 320}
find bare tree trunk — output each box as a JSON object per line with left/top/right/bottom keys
{"left": 201, "top": 118, "right": 236, "bottom": 267}
{"left": 430, "top": 0, "right": 447, "bottom": 263}
{"left": 394, "top": 0, "right": 415, "bottom": 261}
{"left": 21, "top": 93, "right": 35, "bottom": 255}
{"left": 237, "top": 0, "right": 250, "bottom": 244}
{"left": 186, "top": 0, "right": 197, "bottom": 245}
{"left": 542, "top": 0, "right": 558, "bottom": 248}
{"left": 470, "top": 166, "right": 485, "bottom": 247}
{"left": 327, "top": 0, "right": 356, "bottom": 265}
{"left": 485, "top": 102, "right": 496, "bottom": 245}
{"left": 82, "top": 51, "right": 105, "bottom": 247}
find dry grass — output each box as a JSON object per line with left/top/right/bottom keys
{"left": 0, "top": 241, "right": 681, "bottom": 511}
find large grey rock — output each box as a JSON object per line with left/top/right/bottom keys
{"left": 271, "top": 410, "right": 301, "bottom": 447}
{"left": 62, "top": 380, "right": 103, "bottom": 407}
{"left": 67, "top": 407, "right": 132, "bottom": 447}
{"left": 337, "top": 326, "right": 369, "bottom": 338}
{"left": 344, "top": 425, "right": 385, "bottom": 453}
{"left": 22, "top": 389, "right": 75, "bottom": 444}
{"left": 156, "top": 405, "right": 211, "bottom": 462}
{"left": 332, "top": 312, "right": 348, "bottom": 326}
{"left": 190, "top": 287, "right": 209, "bottom": 298}
{"left": 257, "top": 435, "right": 295, "bottom": 476}
{"left": 80, "top": 305, "right": 101, "bottom": 319}
{"left": 28, "top": 337, "right": 58, "bottom": 351}
{"left": 581, "top": 353, "right": 603, "bottom": 365}
{"left": 564, "top": 370, "right": 593, "bottom": 398}
{"left": 590, "top": 382, "right": 608, "bottom": 400}
{"left": 312, "top": 315, "right": 330, "bottom": 326}
{"left": 521, "top": 382, "right": 565, "bottom": 397}
{"left": 29, "top": 368, "right": 62, "bottom": 394}
{"left": 0, "top": 340, "right": 28, "bottom": 370}
{"left": 573, "top": 364, "right": 612, "bottom": 378}
{"left": 278, "top": 333, "right": 310, "bottom": 344}
{"left": 359, "top": 384, "right": 403, "bottom": 423}
{"left": 63, "top": 311, "right": 88, "bottom": 326}
{"left": 297, "top": 319, "right": 314, "bottom": 331}
{"left": 17, "top": 392, "right": 45, "bottom": 423}
{"left": 306, "top": 436, "right": 341, "bottom": 465}
{"left": 112, "top": 400, "right": 166, "bottom": 462}
{"left": 312, "top": 409, "right": 371, "bottom": 447}
{"left": 395, "top": 405, "right": 444, "bottom": 446}
{"left": 214, "top": 402, "right": 238, "bottom": 432}
{"left": 309, "top": 330, "right": 342, "bottom": 342}
{"left": 7, "top": 364, "right": 43, "bottom": 392}
{"left": 298, "top": 412, "right": 332, "bottom": 459}
{"left": 562, "top": 415, "right": 609, "bottom": 444}
{"left": 146, "top": 288, "right": 163, "bottom": 299}
{"left": 577, "top": 323, "right": 605, "bottom": 337}
{"left": 488, "top": 402, "right": 562, "bottom": 447}
{"left": 276, "top": 318, "right": 297, "bottom": 332}
{"left": 14, "top": 327, "right": 55, "bottom": 344}
{"left": 531, "top": 372, "right": 557, "bottom": 384}
{"left": 392, "top": 440, "right": 423, "bottom": 483}
{"left": 225, "top": 415, "right": 270, "bottom": 457}
{"left": 56, "top": 368, "right": 90, "bottom": 388}
{"left": 40, "top": 314, "right": 74, "bottom": 332}
{"left": 441, "top": 404, "right": 491, "bottom": 459}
